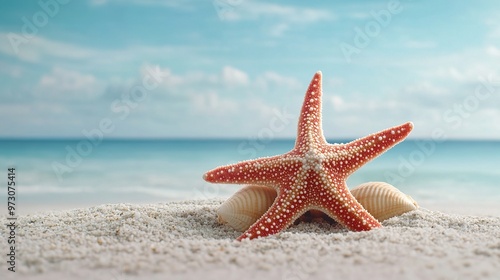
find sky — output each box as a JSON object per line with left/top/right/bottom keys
{"left": 1, "top": 0, "right": 499, "bottom": 139}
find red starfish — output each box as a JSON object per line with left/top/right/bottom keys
{"left": 203, "top": 71, "right": 413, "bottom": 240}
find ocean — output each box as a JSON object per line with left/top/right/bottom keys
{"left": 1, "top": 139, "right": 499, "bottom": 214}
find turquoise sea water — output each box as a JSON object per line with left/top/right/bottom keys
{"left": 0, "top": 139, "right": 499, "bottom": 213}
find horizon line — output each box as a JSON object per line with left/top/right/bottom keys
{"left": 1, "top": 137, "right": 500, "bottom": 142}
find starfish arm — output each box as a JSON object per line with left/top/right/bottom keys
{"left": 237, "top": 188, "right": 308, "bottom": 240}
{"left": 317, "top": 180, "right": 381, "bottom": 231}
{"left": 203, "top": 155, "right": 301, "bottom": 186}
{"left": 324, "top": 122, "right": 413, "bottom": 176}
{"left": 295, "top": 71, "right": 327, "bottom": 151}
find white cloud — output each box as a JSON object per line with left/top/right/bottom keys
{"left": 190, "top": 91, "right": 239, "bottom": 115}
{"left": 322, "top": 77, "right": 500, "bottom": 139}
{"left": 432, "top": 63, "right": 498, "bottom": 84}
{"left": 246, "top": 97, "right": 280, "bottom": 119}
{"left": 221, "top": 66, "right": 249, "bottom": 87}
{"left": 255, "top": 71, "right": 301, "bottom": 91}
{"left": 218, "top": 2, "right": 333, "bottom": 36}
{"left": 35, "top": 67, "right": 104, "bottom": 99}
{"left": 150, "top": 66, "right": 301, "bottom": 111}
{"left": 487, "top": 45, "right": 500, "bottom": 57}
{"left": 3, "top": 62, "right": 500, "bottom": 139}
{"left": 0, "top": 33, "right": 97, "bottom": 63}
{"left": 137, "top": 65, "right": 250, "bottom": 117}
{"left": 401, "top": 81, "right": 449, "bottom": 96}
{"left": 268, "top": 23, "right": 289, "bottom": 37}
{"left": 0, "top": 33, "right": 184, "bottom": 69}
{"left": 330, "top": 95, "right": 345, "bottom": 111}
{"left": 226, "top": 2, "right": 326, "bottom": 21}
{"left": 395, "top": 47, "right": 500, "bottom": 86}
{"left": 128, "top": 66, "right": 302, "bottom": 135}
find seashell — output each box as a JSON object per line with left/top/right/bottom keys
{"left": 217, "top": 182, "right": 418, "bottom": 232}
{"left": 217, "top": 185, "right": 277, "bottom": 232}
{"left": 350, "top": 181, "right": 418, "bottom": 222}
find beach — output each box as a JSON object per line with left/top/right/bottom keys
{"left": 2, "top": 199, "right": 499, "bottom": 280}
{"left": 3, "top": 1, "right": 500, "bottom": 279}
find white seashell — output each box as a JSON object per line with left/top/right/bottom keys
{"left": 217, "top": 185, "right": 276, "bottom": 232}
{"left": 350, "top": 182, "right": 418, "bottom": 222}
{"left": 217, "top": 182, "right": 418, "bottom": 232}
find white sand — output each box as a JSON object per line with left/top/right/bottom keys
{"left": 1, "top": 199, "right": 500, "bottom": 280}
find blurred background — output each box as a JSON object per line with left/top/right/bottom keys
{"left": 1, "top": 0, "right": 499, "bottom": 215}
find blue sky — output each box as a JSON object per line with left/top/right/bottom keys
{"left": 1, "top": 0, "right": 499, "bottom": 139}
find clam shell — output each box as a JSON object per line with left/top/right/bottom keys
{"left": 217, "top": 182, "right": 418, "bottom": 232}
{"left": 217, "top": 185, "right": 276, "bottom": 232}
{"left": 350, "top": 181, "right": 418, "bottom": 222}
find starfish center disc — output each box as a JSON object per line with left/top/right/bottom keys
{"left": 302, "top": 150, "right": 325, "bottom": 172}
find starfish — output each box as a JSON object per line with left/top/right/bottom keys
{"left": 203, "top": 71, "right": 413, "bottom": 240}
